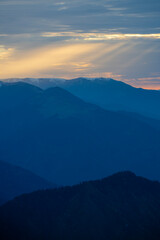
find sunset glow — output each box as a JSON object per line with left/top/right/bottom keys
{"left": 0, "top": 0, "right": 160, "bottom": 89}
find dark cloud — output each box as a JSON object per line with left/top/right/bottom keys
{"left": 0, "top": 0, "right": 159, "bottom": 35}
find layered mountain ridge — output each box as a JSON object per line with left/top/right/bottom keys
{"left": 5, "top": 77, "right": 160, "bottom": 119}
{"left": 0, "top": 81, "right": 160, "bottom": 185}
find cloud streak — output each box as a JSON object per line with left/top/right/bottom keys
{"left": 42, "top": 32, "right": 160, "bottom": 40}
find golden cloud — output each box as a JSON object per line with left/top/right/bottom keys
{"left": 0, "top": 43, "right": 102, "bottom": 78}
{"left": 0, "top": 45, "right": 14, "bottom": 60}
{"left": 41, "top": 32, "right": 160, "bottom": 40}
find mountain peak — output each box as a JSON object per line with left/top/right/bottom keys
{"left": 44, "top": 86, "right": 72, "bottom": 96}
{"left": 109, "top": 171, "right": 136, "bottom": 179}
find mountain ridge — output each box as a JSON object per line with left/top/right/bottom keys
{"left": 1, "top": 171, "right": 160, "bottom": 240}
{"left": 4, "top": 77, "right": 160, "bottom": 119}
{"left": 0, "top": 81, "right": 160, "bottom": 185}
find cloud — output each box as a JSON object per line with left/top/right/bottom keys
{"left": 0, "top": 0, "right": 49, "bottom": 5}
{"left": 124, "top": 77, "right": 160, "bottom": 90}
{"left": 41, "top": 32, "right": 160, "bottom": 42}
{"left": 0, "top": 0, "right": 159, "bottom": 36}
{"left": 0, "top": 45, "right": 14, "bottom": 60}
{"left": 79, "top": 72, "right": 124, "bottom": 80}
{"left": 0, "top": 43, "right": 102, "bottom": 78}
{"left": 138, "top": 77, "right": 160, "bottom": 81}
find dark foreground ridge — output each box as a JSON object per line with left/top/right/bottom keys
{"left": 1, "top": 171, "right": 160, "bottom": 240}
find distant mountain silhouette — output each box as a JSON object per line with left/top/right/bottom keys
{"left": 39, "top": 86, "right": 98, "bottom": 118}
{"left": 15, "top": 77, "right": 160, "bottom": 119}
{"left": 1, "top": 172, "right": 160, "bottom": 240}
{"left": 60, "top": 78, "right": 160, "bottom": 120}
{"left": 0, "top": 81, "right": 160, "bottom": 185}
{"left": 0, "top": 160, "right": 55, "bottom": 206}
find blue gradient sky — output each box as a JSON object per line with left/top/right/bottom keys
{"left": 0, "top": 0, "right": 160, "bottom": 88}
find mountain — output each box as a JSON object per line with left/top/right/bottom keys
{"left": 38, "top": 86, "right": 98, "bottom": 118}
{"left": 1, "top": 81, "right": 160, "bottom": 185}
{"left": 0, "top": 160, "right": 55, "bottom": 206}
{"left": 0, "top": 81, "right": 97, "bottom": 119}
{"left": 60, "top": 78, "right": 160, "bottom": 120}
{"left": 1, "top": 172, "right": 160, "bottom": 240}
{"left": 0, "top": 81, "right": 42, "bottom": 110}
{"left": 14, "top": 77, "right": 160, "bottom": 120}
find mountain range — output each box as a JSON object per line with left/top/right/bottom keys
{"left": 8, "top": 77, "right": 160, "bottom": 119}
{"left": 1, "top": 171, "right": 160, "bottom": 240}
{"left": 0, "top": 81, "right": 160, "bottom": 185}
{"left": 1, "top": 78, "right": 160, "bottom": 239}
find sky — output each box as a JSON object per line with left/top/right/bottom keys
{"left": 0, "top": 0, "right": 160, "bottom": 89}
